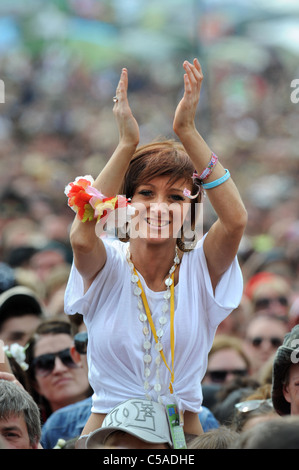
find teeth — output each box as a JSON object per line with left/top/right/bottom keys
{"left": 147, "top": 219, "right": 168, "bottom": 227}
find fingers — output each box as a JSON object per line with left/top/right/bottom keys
{"left": 193, "top": 58, "right": 203, "bottom": 75}
{"left": 113, "top": 68, "right": 128, "bottom": 106}
{"left": 183, "top": 73, "right": 191, "bottom": 93}
{"left": 121, "top": 67, "right": 128, "bottom": 91}
{"left": 117, "top": 68, "right": 128, "bottom": 94}
{"left": 0, "top": 371, "right": 23, "bottom": 388}
{"left": 183, "top": 59, "right": 203, "bottom": 90}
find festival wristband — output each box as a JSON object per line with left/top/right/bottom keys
{"left": 195, "top": 152, "right": 218, "bottom": 181}
{"left": 183, "top": 152, "right": 219, "bottom": 199}
{"left": 201, "top": 169, "right": 230, "bottom": 189}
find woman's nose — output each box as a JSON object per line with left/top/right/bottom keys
{"left": 52, "top": 357, "right": 68, "bottom": 373}
{"left": 149, "top": 200, "right": 169, "bottom": 216}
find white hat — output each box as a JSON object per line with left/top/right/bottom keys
{"left": 0, "top": 286, "right": 43, "bottom": 320}
{"left": 85, "top": 398, "right": 173, "bottom": 448}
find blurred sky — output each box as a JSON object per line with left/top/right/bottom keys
{"left": 0, "top": 0, "right": 299, "bottom": 69}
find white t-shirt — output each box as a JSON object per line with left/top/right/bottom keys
{"left": 64, "top": 235, "right": 243, "bottom": 414}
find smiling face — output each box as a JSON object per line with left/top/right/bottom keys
{"left": 130, "top": 176, "right": 192, "bottom": 243}
{"left": 120, "top": 141, "right": 201, "bottom": 247}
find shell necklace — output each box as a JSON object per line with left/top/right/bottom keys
{"left": 126, "top": 246, "right": 180, "bottom": 404}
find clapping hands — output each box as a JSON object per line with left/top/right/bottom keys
{"left": 173, "top": 58, "right": 203, "bottom": 137}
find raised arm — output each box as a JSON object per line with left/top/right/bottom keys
{"left": 94, "top": 68, "right": 139, "bottom": 196}
{"left": 173, "top": 59, "right": 247, "bottom": 291}
{"left": 69, "top": 68, "right": 139, "bottom": 287}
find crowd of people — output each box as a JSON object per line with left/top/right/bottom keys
{"left": 0, "top": 4, "right": 299, "bottom": 451}
{"left": 1, "top": 273, "right": 299, "bottom": 449}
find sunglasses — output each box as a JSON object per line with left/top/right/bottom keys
{"left": 255, "top": 296, "right": 288, "bottom": 310}
{"left": 235, "top": 398, "right": 273, "bottom": 413}
{"left": 249, "top": 336, "right": 283, "bottom": 348}
{"left": 31, "top": 348, "right": 77, "bottom": 377}
{"left": 74, "top": 332, "right": 88, "bottom": 355}
{"left": 207, "top": 369, "right": 248, "bottom": 383}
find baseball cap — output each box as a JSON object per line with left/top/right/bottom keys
{"left": 85, "top": 398, "right": 173, "bottom": 448}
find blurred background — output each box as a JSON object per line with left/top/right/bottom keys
{"left": 0, "top": 0, "right": 299, "bottom": 309}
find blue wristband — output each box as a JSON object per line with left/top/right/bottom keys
{"left": 201, "top": 169, "right": 230, "bottom": 189}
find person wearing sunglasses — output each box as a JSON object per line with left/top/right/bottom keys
{"left": 203, "top": 335, "right": 251, "bottom": 385}
{"left": 26, "top": 319, "right": 92, "bottom": 424}
{"left": 40, "top": 328, "right": 93, "bottom": 449}
{"left": 243, "top": 314, "right": 289, "bottom": 378}
{"left": 244, "top": 271, "right": 291, "bottom": 321}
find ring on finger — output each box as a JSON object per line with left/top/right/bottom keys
{"left": 113, "top": 96, "right": 118, "bottom": 103}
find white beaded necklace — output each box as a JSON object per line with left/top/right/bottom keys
{"left": 126, "top": 246, "right": 180, "bottom": 404}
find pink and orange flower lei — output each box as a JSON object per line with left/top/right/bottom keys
{"left": 65, "top": 175, "right": 131, "bottom": 224}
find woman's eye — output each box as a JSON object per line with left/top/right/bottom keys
{"left": 171, "top": 194, "right": 184, "bottom": 201}
{"left": 138, "top": 190, "right": 153, "bottom": 197}
{"left": 137, "top": 190, "right": 185, "bottom": 201}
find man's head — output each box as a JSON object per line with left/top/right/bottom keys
{"left": 244, "top": 315, "right": 288, "bottom": 374}
{"left": 272, "top": 324, "right": 299, "bottom": 415}
{"left": 85, "top": 398, "right": 173, "bottom": 449}
{"left": 0, "top": 379, "right": 41, "bottom": 449}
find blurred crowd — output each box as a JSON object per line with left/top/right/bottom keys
{"left": 0, "top": 0, "right": 299, "bottom": 450}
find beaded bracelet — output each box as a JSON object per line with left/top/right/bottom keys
{"left": 64, "top": 175, "right": 132, "bottom": 223}
{"left": 195, "top": 152, "right": 218, "bottom": 181}
{"left": 183, "top": 152, "right": 219, "bottom": 199}
{"left": 201, "top": 169, "right": 230, "bottom": 190}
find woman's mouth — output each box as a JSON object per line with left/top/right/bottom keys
{"left": 146, "top": 218, "right": 170, "bottom": 228}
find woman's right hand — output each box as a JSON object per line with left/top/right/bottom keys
{"left": 113, "top": 68, "right": 139, "bottom": 148}
{"left": 70, "top": 69, "right": 139, "bottom": 284}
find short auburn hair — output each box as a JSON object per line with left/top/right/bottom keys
{"left": 121, "top": 140, "right": 200, "bottom": 200}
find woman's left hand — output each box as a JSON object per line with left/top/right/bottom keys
{"left": 173, "top": 58, "right": 203, "bottom": 136}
